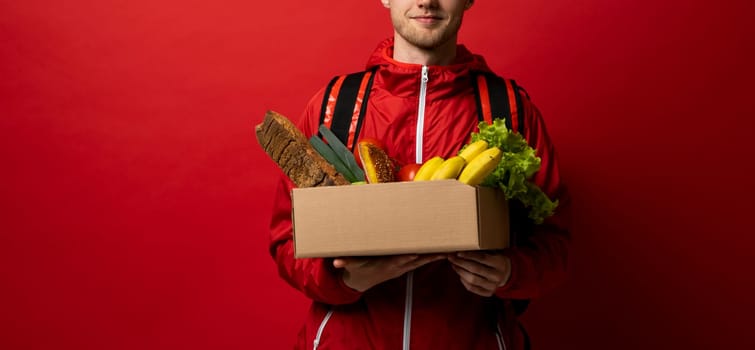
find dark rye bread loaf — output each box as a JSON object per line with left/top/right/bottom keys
{"left": 255, "top": 110, "right": 350, "bottom": 187}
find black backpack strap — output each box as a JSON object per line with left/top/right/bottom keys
{"left": 473, "top": 71, "right": 533, "bottom": 318}
{"left": 471, "top": 71, "right": 526, "bottom": 135}
{"left": 318, "top": 69, "right": 377, "bottom": 151}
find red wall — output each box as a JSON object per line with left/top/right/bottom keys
{"left": 2, "top": 1, "right": 753, "bottom": 349}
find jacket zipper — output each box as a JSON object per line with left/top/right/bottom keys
{"left": 313, "top": 309, "right": 334, "bottom": 350}
{"left": 416, "top": 65, "right": 429, "bottom": 163}
{"left": 403, "top": 65, "right": 427, "bottom": 350}
{"left": 403, "top": 271, "right": 414, "bottom": 350}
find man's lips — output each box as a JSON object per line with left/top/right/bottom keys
{"left": 411, "top": 15, "right": 444, "bottom": 24}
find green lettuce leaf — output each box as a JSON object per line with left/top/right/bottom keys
{"left": 469, "top": 119, "right": 558, "bottom": 224}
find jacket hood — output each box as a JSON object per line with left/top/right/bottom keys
{"left": 364, "top": 37, "right": 493, "bottom": 97}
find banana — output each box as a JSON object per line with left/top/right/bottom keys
{"left": 457, "top": 147, "right": 503, "bottom": 186}
{"left": 458, "top": 140, "right": 488, "bottom": 163}
{"left": 430, "top": 156, "right": 467, "bottom": 180}
{"left": 413, "top": 156, "right": 445, "bottom": 181}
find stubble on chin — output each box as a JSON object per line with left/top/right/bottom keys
{"left": 392, "top": 15, "right": 463, "bottom": 51}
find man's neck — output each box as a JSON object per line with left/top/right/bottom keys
{"left": 392, "top": 34, "right": 458, "bottom": 66}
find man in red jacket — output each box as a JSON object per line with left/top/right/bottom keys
{"left": 268, "top": 0, "right": 570, "bottom": 349}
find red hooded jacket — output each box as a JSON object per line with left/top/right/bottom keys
{"left": 268, "top": 38, "right": 571, "bottom": 350}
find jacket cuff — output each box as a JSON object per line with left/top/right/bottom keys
{"left": 315, "top": 258, "right": 363, "bottom": 305}
{"left": 494, "top": 249, "right": 524, "bottom": 298}
{"left": 495, "top": 250, "right": 519, "bottom": 297}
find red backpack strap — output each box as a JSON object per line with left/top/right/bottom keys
{"left": 318, "top": 69, "right": 377, "bottom": 150}
{"left": 471, "top": 72, "right": 525, "bottom": 134}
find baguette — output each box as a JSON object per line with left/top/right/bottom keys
{"left": 255, "top": 110, "right": 350, "bottom": 187}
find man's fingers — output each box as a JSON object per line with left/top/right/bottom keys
{"left": 333, "top": 259, "right": 346, "bottom": 268}
{"left": 451, "top": 263, "right": 498, "bottom": 290}
{"left": 333, "top": 257, "right": 368, "bottom": 269}
{"left": 448, "top": 257, "right": 503, "bottom": 289}
{"left": 335, "top": 254, "right": 445, "bottom": 274}
{"left": 392, "top": 254, "right": 420, "bottom": 266}
{"left": 387, "top": 254, "right": 441, "bottom": 267}
{"left": 402, "top": 255, "right": 446, "bottom": 272}
{"left": 451, "top": 264, "right": 497, "bottom": 296}
{"left": 334, "top": 254, "right": 425, "bottom": 270}
{"left": 378, "top": 254, "right": 446, "bottom": 277}
{"left": 455, "top": 251, "right": 499, "bottom": 269}
{"left": 448, "top": 255, "right": 498, "bottom": 280}
{"left": 456, "top": 270, "right": 495, "bottom": 297}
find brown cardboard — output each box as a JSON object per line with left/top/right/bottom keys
{"left": 291, "top": 180, "right": 509, "bottom": 258}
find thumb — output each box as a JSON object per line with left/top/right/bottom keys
{"left": 333, "top": 258, "right": 347, "bottom": 268}
{"left": 333, "top": 257, "right": 368, "bottom": 269}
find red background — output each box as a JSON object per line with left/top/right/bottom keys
{"left": 2, "top": 0, "right": 754, "bottom": 349}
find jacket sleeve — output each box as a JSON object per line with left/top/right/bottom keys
{"left": 496, "top": 91, "right": 572, "bottom": 300}
{"left": 267, "top": 88, "right": 364, "bottom": 305}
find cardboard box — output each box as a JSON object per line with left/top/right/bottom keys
{"left": 292, "top": 180, "right": 509, "bottom": 258}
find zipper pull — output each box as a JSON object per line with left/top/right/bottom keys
{"left": 421, "top": 65, "right": 429, "bottom": 83}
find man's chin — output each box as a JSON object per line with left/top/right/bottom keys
{"left": 399, "top": 32, "right": 444, "bottom": 49}
{"left": 411, "top": 37, "right": 452, "bottom": 51}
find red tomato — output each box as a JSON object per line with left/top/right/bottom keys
{"left": 397, "top": 163, "right": 422, "bottom": 182}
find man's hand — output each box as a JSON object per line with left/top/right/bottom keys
{"left": 333, "top": 254, "right": 446, "bottom": 292}
{"left": 448, "top": 251, "right": 511, "bottom": 297}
